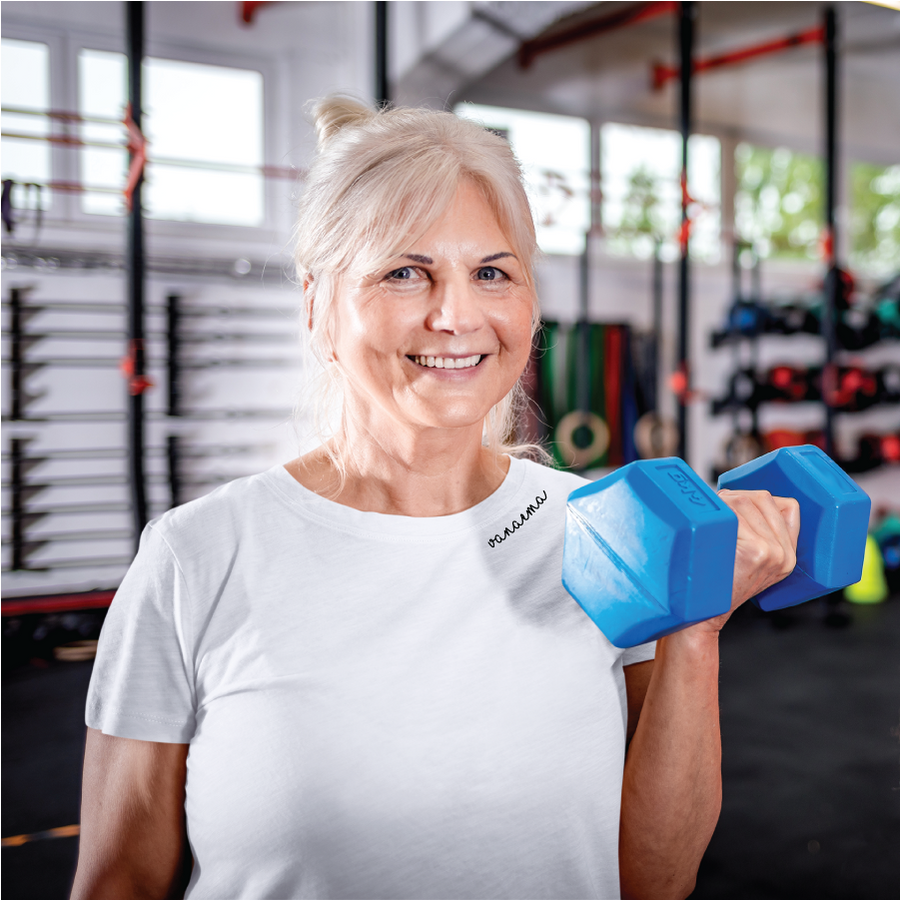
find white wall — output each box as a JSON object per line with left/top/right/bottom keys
{"left": 2, "top": 1, "right": 375, "bottom": 595}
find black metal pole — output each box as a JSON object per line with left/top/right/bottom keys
{"left": 11, "top": 437, "right": 24, "bottom": 570}
{"left": 11, "top": 287, "right": 22, "bottom": 421}
{"left": 167, "top": 293, "right": 181, "bottom": 418}
{"left": 822, "top": 5, "right": 838, "bottom": 460}
{"left": 167, "top": 435, "right": 181, "bottom": 509}
{"left": 650, "top": 240, "right": 663, "bottom": 414}
{"left": 126, "top": 1, "right": 148, "bottom": 550}
{"left": 374, "top": 1, "right": 389, "bottom": 107}
{"left": 577, "top": 237, "right": 591, "bottom": 417}
{"left": 676, "top": 0, "right": 695, "bottom": 461}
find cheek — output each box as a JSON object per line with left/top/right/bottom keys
{"left": 501, "top": 294, "right": 537, "bottom": 357}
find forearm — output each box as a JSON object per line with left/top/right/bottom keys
{"left": 619, "top": 628, "right": 722, "bottom": 900}
{"left": 70, "top": 730, "right": 190, "bottom": 900}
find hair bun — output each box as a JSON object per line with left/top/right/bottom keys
{"left": 313, "top": 96, "right": 373, "bottom": 148}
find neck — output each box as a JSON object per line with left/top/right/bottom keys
{"left": 289, "top": 420, "right": 510, "bottom": 517}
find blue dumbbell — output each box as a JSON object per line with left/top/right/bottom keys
{"left": 562, "top": 445, "right": 870, "bottom": 648}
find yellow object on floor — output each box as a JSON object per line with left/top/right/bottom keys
{"left": 1, "top": 824, "right": 79, "bottom": 847}
{"left": 844, "top": 534, "right": 888, "bottom": 604}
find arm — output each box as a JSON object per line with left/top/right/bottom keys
{"left": 70, "top": 728, "right": 191, "bottom": 900}
{"left": 619, "top": 491, "right": 800, "bottom": 900}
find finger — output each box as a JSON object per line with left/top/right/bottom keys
{"left": 718, "top": 489, "right": 797, "bottom": 584}
{"left": 755, "top": 494, "right": 798, "bottom": 576}
{"left": 772, "top": 495, "right": 801, "bottom": 546}
{"left": 718, "top": 489, "right": 795, "bottom": 545}
{"left": 718, "top": 489, "right": 786, "bottom": 543}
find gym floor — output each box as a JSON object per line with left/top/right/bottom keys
{"left": 2, "top": 595, "right": 898, "bottom": 900}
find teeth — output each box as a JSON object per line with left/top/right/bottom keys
{"left": 413, "top": 354, "right": 483, "bottom": 369}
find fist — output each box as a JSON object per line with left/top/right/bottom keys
{"left": 695, "top": 489, "right": 801, "bottom": 633}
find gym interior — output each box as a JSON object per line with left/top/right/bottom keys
{"left": 2, "top": 2, "right": 898, "bottom": 898}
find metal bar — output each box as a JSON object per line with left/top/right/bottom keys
{"left": 11, "top": 502, "right": 132, "bottom": 515}
{"left": 0, "top": 448, "right": 126, "bottom": 462}
{"left": 2, "top": 330, "right": 294, "bottom": 343}
{"left": 0, "top": 444, "right": 259, "bottom": 462}
{"left": 167, "top": 435, "right": 181, "bottom": 508}
{"left": 822, "top": 5, "right": 838, "bottom": 460}
{"left": 3, "top": 530, "right": 130, "bottom": 545}
{"left": 0, "top": 139, "right": 299, "bottom": 179}
{"left": 1, "top": 105, "right": 121, "bottom": 125}
{"left": 4, "top": 408, "right": 291, "bottom": 423}
{"left": 375, "top": 1, "right": 390, "bottom": 106}
{"left": 824, "top": 8, "right": 838, "bottom": 265}
{"left": 167, "top": 293, "right": 181, "bottom": 417}
{"left": 650, "top": 240, "right": 663, "bottom": 413}
{"left": 519, "top": 1, "right": 677, "bottom": 69}
{"left": 0, "top": 474, "right": 167, "bottom": 488}
{"left": 1, "top": 590, "right": 117, "bottom": 617}
{"left": 240, "top": 1, "right": 274, "bottom": 25}
{"left": 1, "top": 300, "right": 296, "bottom": 317}
{"left": 10, "top": 288, "right": 23, "bottom": 420}
{"left": 653, "top": 25, "right": 824, "bottom": 88}
{"left": 676, "top": 0, "right": 695, "bottom": 461}
{"left": 11, "top": 438, "right": 25, "bottom": 570}
{"left": 577, "top": 237, "right": 591, "bottom": 416}
{"left": 2, "top": 556, "right": 133, "bottom": 573}
{"left": 126, "top": 0, "right": 148, "bottom": 549}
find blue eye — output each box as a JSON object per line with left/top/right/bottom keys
{"left": 388, "top": 267, "right": 414, "bottom": 280}
{"left": 477, "top": 266, "right": 505, "bottom": 281}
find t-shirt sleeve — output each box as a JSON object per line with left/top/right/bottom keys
{"left": 86, "top": 522, "right": 195, "bottom": 743}
{"left": 621, "top": 640, "right": 657, "bottom": 666}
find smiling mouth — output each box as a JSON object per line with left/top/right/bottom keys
{"left": 410, "top": 354, "right": 485, "bottom": 370}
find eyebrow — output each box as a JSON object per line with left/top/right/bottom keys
{"left": 401, "top": 252, "right": 517, "bottom": 265}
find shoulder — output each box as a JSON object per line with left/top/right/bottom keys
{"left": 512, "top": 457, "right": 590, "bottom": 507}
{"left": 148, "top": 467, "right": 289, "bottom": 555}
{"left": 480, "top": 457, "right": 587, "bottom": 551}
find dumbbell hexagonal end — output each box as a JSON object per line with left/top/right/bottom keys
{"left": 717, "top": 445, "right": 871, "bottom": 610}
{"left": 563, "top": 458, "right": 738, "bottom": 648}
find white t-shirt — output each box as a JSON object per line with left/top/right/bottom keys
{"left": 87, "top": 456, "right": 655, "bottom": 900}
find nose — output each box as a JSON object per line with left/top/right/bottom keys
{"left": 426, "top": 277, "right": 486, "bottom": 335}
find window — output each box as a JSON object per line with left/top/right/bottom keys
{"left": 1, "top": 38, "right": 51, "bottom": 211}
{"left": 78, "top": 50, "right": 265, "bottom": 226}
{"left": 601, "top": 123, "right": 721, "bottom": 263}
{"left": 455, "top": 103, "right": 591, "bottom": 256}
{"left": 850, "top": 162, "right": 900, "bottom": 278}
{"left": 734, "top": 143, "right": 823, "bottom": 261}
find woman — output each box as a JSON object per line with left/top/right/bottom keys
{"left": 71, "top": 98, "right": 799, "bottom": 900}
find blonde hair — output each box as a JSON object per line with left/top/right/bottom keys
{"left": 294, "top": 96, "right": 544, "bottom": 477}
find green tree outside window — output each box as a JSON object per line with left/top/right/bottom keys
{"left": 850, "top": 163, "right": 900, "bottom": 278}
{"left": 735, "top": 143, "right": 823, "bottom": 262}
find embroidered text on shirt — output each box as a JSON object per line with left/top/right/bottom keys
{"left": 487, "top": 491, "right": 548, "bottom": 548}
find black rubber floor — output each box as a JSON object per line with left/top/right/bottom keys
{"left": 693, "top": 595, "right": 900, "bottom": 900}
{"left": 2, "top": 598, "right": 898, "bottom": 900}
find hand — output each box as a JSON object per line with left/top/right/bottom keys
{"left": 692, "top": 489, "right": 801, "bottom": 635}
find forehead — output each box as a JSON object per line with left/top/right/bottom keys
{"left": 402, "top": 182, "right": 512, "bottom": 256}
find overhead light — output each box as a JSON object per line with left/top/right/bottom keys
{"left": 863, "top": 1, "right": 900, "bottom": 10}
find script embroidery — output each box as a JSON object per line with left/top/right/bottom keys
{"left": 487, "top": 491, "right": 548, "bottom": 548}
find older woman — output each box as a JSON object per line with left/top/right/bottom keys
{"left": 72, "top": 98, "right": 799, "bottom": 900}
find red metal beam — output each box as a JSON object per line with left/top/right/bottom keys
{"left": 240, "top": 1, "right": 276, "bottom": 25}
{"left": 519, "top": 1, "right": 678, "bottom": 69}
{"left": 2, "top": 590, "right": 116, "bottom": 617}
{"left": 653, "top": 25, "right": 825, "bottom": 89}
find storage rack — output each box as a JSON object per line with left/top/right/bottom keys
{"left": 1, "top": 277, "right": 301, "bottom": 602}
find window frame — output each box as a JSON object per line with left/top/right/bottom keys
{"left": 1, "top": 19, "right": 286, "bottom": 244}
{"left": 1, "top": 25, "right": 68, "bottom": 220}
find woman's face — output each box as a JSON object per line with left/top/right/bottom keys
{"left": 329, "top": 180, "right": 535, "bottom": 440}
